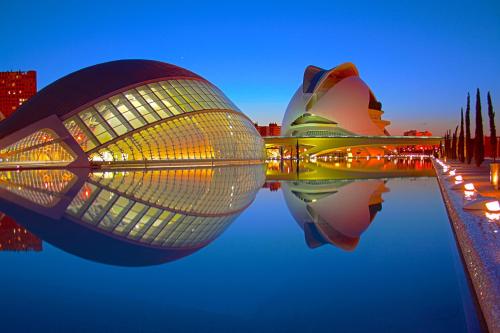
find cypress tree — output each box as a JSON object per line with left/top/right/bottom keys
{"left": 450, "top": 129, "right": 454, "bottom": 159}
{"left": 445, "top": 130, "right": 451, "bottom": 158}
{"left": 452, "top": 126, "right": 458, "bottom": 159}
{"left": 448, "top": 130, "right": 452, "bottom": 159}
{"left": 444, "top": 131, "right": 448, "bottom": 158}
{"left": 474, "top": 88, "right": 484, "bottom": 166}
{"left": 487, "top": 92, "right": 497, "bottom": 162}
{"left": 465, "top": 93, "right": 473, "bottom": 163}
{"left": 442, "top": 133, "right": 446, "bottom": 158}
{"left": 458, "top": 108, "right": 465, "bottom": 162}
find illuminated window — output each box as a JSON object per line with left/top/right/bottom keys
{"left": 79, "top": 108, "right": 116, "bottom": 144}
{"left": 94, "top": 101, "right": 131, "bottom": 136}
{"left": 109, "top": 95, "right": 146, "bottom": 129}
{"left": 64, "top": 117, "right": 98, "bottom": 151}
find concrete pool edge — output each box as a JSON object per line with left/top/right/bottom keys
{"left": 432, "top": 158, "right": 500, "bottom": 333}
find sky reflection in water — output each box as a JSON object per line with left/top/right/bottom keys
{"left": 0, "top": 158, "right": 482, "bottom": 332}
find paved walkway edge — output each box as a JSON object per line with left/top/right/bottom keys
{"left": 433, "top": 159, "right": 499, "bottom": 333}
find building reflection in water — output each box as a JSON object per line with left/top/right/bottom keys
{"left": 266, "top": 157, "right": 434, "bottom": 181}
{"left": 0, "top": 158, "right": 434, "bottom": 260}
{"left": 0, "top": 213, "right": 42, "bottom": 252}
{"left": 269, "top": 157, "right": 434, "bottom": 251}
{"left": 282, "top": 179, "right": 388, "bottom": 251}
{"left": 0, "top": 165, "right": 265, "bottom": 266}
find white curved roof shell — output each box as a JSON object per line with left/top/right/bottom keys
{"left": 282, "top": 63, "right": 388, "bottom": 137}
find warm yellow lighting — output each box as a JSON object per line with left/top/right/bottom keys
{"left": 455, "top": 175, "right": 463, "bottom": 181}
{"left": 464, "top": 183, "right": 475, "bottom": 191}
{"left": 485, "top": 201, "right": 500, "bottom": 212}
{"left": 449, "top": 170, "right": 456, "bottom": 176}
{"left": 492, "top": 174, "right": 499, "bottom": 186}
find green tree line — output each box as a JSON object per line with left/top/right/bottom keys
{"left": 443, "top": 89, "right": 496, "bottom": 166}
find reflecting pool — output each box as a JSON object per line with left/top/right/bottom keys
{"left": 0, "top": 158, "right": 484, "bottom": 332}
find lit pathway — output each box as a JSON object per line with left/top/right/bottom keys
{"left": 433, "top": 158, "right": 500, "bottom": 332}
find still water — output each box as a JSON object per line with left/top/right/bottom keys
{"left": 0, "top": 158, "right": 482, "bottom": 332}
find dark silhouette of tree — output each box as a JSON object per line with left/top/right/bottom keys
{"left": 444, "top": 130, "right": 451, "bottom": 159}
{"left": 458, "top": 108, "right": 465, "bottom": 162}
{"left": 444, "top": 131, "right": 448, "bottom": 157}
{"left": 450, "top": 129, "right": 454, "bottom": 159}
{"left": 452, "top": 126, "right": 458, "bottom": 159}
{"left": 487, "top": 91, "right": 497, "bottom": 162}
{"left": 474, "top": 89, "right": 484, "bottom": 166}
{"left": 465, "top": 93, "right": 473, "bottom": 164}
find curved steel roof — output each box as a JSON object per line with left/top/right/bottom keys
{"left": 0, "top": 59, "right": 206, "bottom": 139}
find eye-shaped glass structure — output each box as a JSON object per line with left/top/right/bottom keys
{"left": 0, "top": 60, "right": 265, "bottom": 168}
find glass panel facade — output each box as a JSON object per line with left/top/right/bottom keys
{"left": 0, "top": 129, "right": 76, "bottom": 167}
{"left": 78, "top": 108, "right": 116, "bottom": 144}
{"left": 92, "top": 111, "right": 264, "bottom": 163}
{"left": 62, "top": 79, "right": 264, "bottom": 164}
{"left": 63, "top": 117, "right": 99, "bottom": 152}
{"left": 65, "top": 165, "right": 265, "bottom": 248}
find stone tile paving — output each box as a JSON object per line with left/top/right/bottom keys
{"left": 433, "top": 158, "right": 500, "bottom": 333}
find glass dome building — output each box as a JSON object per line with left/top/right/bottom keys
{"left": 0, "top": 60, "right": 265, "bottom": 168}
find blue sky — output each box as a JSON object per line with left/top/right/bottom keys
{"left": 1, "top": 0, "right": 499, "bottom": 134}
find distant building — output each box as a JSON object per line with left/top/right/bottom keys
{"left": 400, "top": 130, "right": 436, "bottom": 155}
{"left": 0, "top": 213, "right": 42, "bottom": 252}
{"left": 403, "top": 130, "right": 432, "bottom": 136}
{"left": 263, "top": 181, "right": 281, "bottom": 191}
{"left": 483, "top": 136, "right": 500, "bottom": 158}
{"left": 0, "top": 70, "right": 37, "bottom": 120}
{"left": 254, "top": 122, "right": 281, "bottom": 137}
